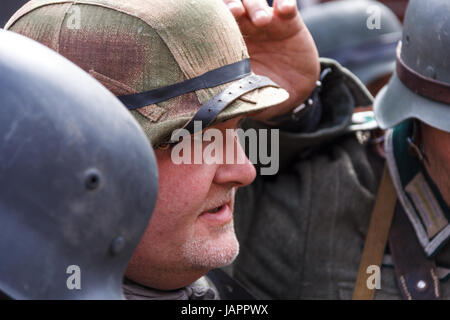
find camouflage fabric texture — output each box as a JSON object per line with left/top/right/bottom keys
{"left": 6, "top": 0, "right": 289, "bottom": 146}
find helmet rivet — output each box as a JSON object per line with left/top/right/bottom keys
{"left": 85, "top": 169, "right": 101, "bottom": 190}
{"left": 416, "top": 280, "right": 427, "bottom": 291}
{"left": 110, "top": 236, "right": 126, "bottom": 256}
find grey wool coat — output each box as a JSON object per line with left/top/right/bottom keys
{"left": 230, "top": 59, "right": 450, "bottom": 300}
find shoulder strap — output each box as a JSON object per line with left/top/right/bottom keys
{"left": 389, "top": 204, "right": 440, "bottom": 300}
{"left": 353, "top": 165, "right": 397, "bottom": 300}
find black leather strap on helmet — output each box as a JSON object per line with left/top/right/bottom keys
{"left": 176, "top": 74, "right": 279, "bottom": 141}
{"left": 118, "top": 59, "right": 252, "bottom": 110}
{"left": 396, "top": 43, "right": 450, "bottom": 104}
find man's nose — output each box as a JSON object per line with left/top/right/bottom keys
{"left": 213, "top": 131, "right": 256, "bottom": 187}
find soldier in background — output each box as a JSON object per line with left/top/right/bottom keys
{"left": 232, "top": 0, "right": 450, "bottom": 300}
{"left": 319, "top": 0, "right": 409, "bottom": 22}
{"left": 368, "top": 0, "right": 450, "bottom": 299}
{"left": 0, "top": 30, "right": 158, "bottom": 299}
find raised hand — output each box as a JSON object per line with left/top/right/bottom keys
{"left": 225, "top": 0, "right": 320, "bottom": 121}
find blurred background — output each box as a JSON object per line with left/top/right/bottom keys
{"left": 1, "top": 0, "right": 29, "bottom": 27}
{"left": 266, "top": 0, "right": 409, "bottom": 21}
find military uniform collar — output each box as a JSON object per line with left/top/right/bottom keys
{"left": 385, "top": 120, "right": 450, "bottom": 257}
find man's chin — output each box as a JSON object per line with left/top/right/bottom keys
{"left": 181, "top": 227, "right": 240, "bottom": 269}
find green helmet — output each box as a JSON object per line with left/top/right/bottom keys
{"left": 6, "top": 0, "right": 289, "bottom": 147}
{"left": 302, "top": 0, "right": 402, "bottom": 85}
{"left": 374, "top": 0, "right": 450, "bottom": 132}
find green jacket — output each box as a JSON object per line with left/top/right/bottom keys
{"left": 231, "top": 59, "right": 450, "bottom": 299}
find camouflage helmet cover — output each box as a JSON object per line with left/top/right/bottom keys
{"left": 6, "top": 0, "right": 289, "bottom": 147}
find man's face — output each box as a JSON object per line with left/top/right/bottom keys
{"left": 125, "top": 117, "right": 256, "bottom": 290}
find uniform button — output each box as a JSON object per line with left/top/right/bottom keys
{"left": 416, "top": 280, "right": 427, "bottom": 291}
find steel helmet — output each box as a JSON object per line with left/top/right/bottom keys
{"left": 6, "top": 0, "right": 289, "bottom": 148}
{"left": 302, "top": 0, "right": 402, "bottom": 85}
{"left": 0, "top": 30, "right": 158, "bottom": 300}
{"left": 374, "top": 0, "right": 450, "bottom": 132}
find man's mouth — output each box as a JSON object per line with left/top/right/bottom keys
{"left": 201, "top": 203, "right": 229, "bottom": 215}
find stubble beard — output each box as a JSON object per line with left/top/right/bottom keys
{"left": 180, "top": 220, "right": 240, "bottom": 271}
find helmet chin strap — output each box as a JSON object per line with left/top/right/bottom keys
{"left": 407, "top": 120, "right": 427, "bottom": 163}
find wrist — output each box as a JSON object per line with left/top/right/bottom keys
{"left": 263, "top": 67, "right": 331, "bottom": 132}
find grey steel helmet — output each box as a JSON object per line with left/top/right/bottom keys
{"left": 0, "top": 30, "right": 158, "bottom": 300}
{"left": 302, "top": 0, "right": 402, "bottom": 85}
{"left": 0, "top": 0, "right": 28, "bottom": 27}
{"left": 374, "top": 0, "right": 450, "bottom": 132}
